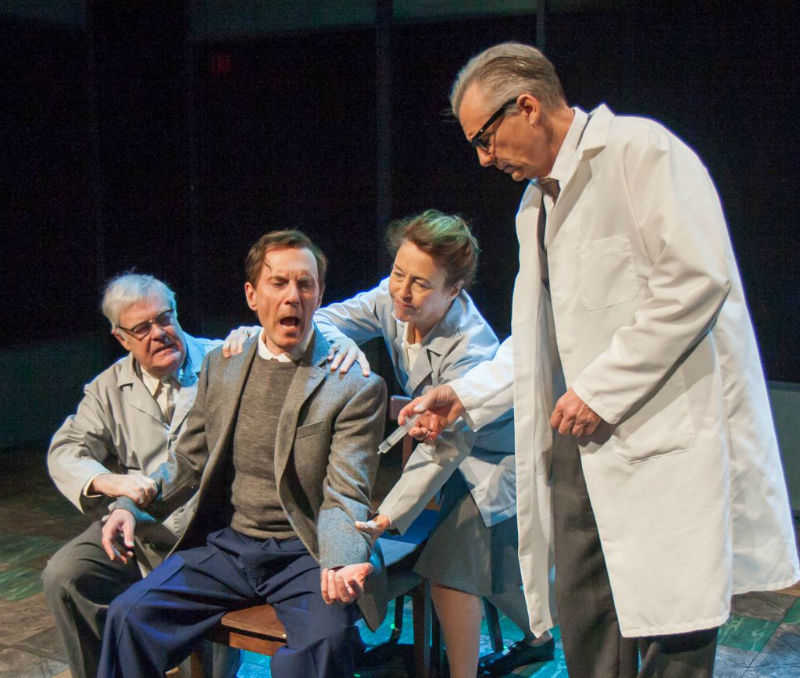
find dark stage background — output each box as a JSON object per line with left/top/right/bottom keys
{"left": 1, "top": 0, "right": 798, "bottom": 446}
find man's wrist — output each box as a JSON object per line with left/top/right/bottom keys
{"left": 84, "top": 472, "right": 110, "bottom": 497}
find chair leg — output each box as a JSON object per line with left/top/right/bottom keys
{"left": 189, "top": 650, "right": 206, "bottom": 678}
{"left": 483, "top": 598, "right": 504, "bottom": 653}
{"left": 390, "top": 594, "right": 405, "bottom": 644}
{"left": 411, "top": 580, "right": 432, "bottom": 678}
{"left": 432, "top": 602, "right": 445, "bottom": 678}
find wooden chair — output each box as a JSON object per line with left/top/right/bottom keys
{"left": 190, "top": 396, "right": 444, "bottom": 678}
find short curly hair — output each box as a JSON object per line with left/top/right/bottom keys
{"left": 386, "top": 210, "right": 480, "bottom": 289}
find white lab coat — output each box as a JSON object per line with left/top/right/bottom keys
{"left": 453, "top": 105, "right": 799, "bottom": 637}
{"left": 48, "top": 333, "right": 220, "bottom": 545}
{"left": 314, "top": 280, "right": 517, "bottom": 532}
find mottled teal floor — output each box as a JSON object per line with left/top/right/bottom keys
{"left": 0, "top": 447, "right": 798, "bottom": 677}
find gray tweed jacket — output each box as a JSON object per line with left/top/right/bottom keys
{"left": 117, "top": 328, "right": 388, "bottom": 630}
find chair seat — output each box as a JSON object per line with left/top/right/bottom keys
{"left": 217, "top": 604, "right": 286, "bottom": 638}
{"left": 202, "top": 603, "right": 288, "bottom": 659}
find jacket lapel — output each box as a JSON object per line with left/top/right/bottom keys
{"left": 404, "top": 294, "right": 466, "bottom": 394}
{"left": 118, "top": 354, "right": 165, "bottom": 426}
{"left": 274, "top": 330, "right": 329, "bottom": 484}
{"left": 207, "top": 338, "right": 257, "bottom": 469}
{"left": 404, "top": 348, "right": 434, "bottom": 395}
{"left": 545, "top": 105, "right": 612, "bottom": 250}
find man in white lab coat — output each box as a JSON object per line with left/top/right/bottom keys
{"left": 404, "top": 42, "right": 799, "bottom": 677}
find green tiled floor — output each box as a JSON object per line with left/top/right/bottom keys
{"left": 0, "top": 446, "right": 797, "bottom": 677}
{"left": 0, "top": 566, "right": 46, "bottom": 602}
{"left": 718, "top": 614, "right": 782, "bottom": 653}
{"left": 783, "top": 597, "right": 800, "bottom": 626}
{"left": 0, "top": 534, "right": 64, "bottom": 565}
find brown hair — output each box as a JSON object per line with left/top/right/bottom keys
{"left": 245, "top": 230, "right": 328, "bottom": 288}
{"left": 386, "top": 210, "right": 480, "bottom": 289}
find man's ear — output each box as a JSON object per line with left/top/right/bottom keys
{"left": 518, "top": 93, "right": 541, "bottom": 126}
{"left": 112, "top": 330, "right": 131, "bottom": 352}
{"left": 316, "top": 286, "right": 325, "bottom": 310}
{"left": 244, "top": 282, "right": 257, "bottom": 312}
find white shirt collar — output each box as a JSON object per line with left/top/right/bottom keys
{"left": 139, "top": 365, "right": 178, "bottom": 396}
{"left": 547, "top": 106, "right": 588, "bottom": 185}
{"left": 256, "top": 327, "right": 314, "bottom": 362}
{"left": 397, "top": 317, "right": 422, "bottom": 372}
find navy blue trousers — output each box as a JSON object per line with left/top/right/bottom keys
{"left": 98, "top": 527, "right": 363, "bottom": 678}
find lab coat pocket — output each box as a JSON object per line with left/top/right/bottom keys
{"left": 580, "top": 235, "right": 638, "bottom": 310}
{"left": 611, "top": 366, "right": 696, "bottom": 463}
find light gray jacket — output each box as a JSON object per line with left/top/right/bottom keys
{"left": 118, "top": 329, "right": 388, "bottom": 630}
{"left": 315, "top": 279, "right": 516, "bottom": 532}
{"left": 48, "top": 333, "right": 219, "bottom": 546}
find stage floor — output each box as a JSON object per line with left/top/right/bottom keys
{"left": 1, "top": 446, "right": 798, "bottom": 677}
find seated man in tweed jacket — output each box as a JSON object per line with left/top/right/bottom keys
{"left": 97, "top": 231, "right": 387, "bottom": 678}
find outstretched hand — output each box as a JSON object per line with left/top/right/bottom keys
{"left": 321, "top": 562, "right": 374, "bottom": 604}
{"left": 355, "top": 514, "right": 391, "bottom": 546}
{"left": 326, "top": 337, "right": 371, "bottom": 377}
{"left": 398, "top": 385, "right": 465, "bottom": 444}
{"left": 101, "top": 509, "right": 137, "bottom": 564}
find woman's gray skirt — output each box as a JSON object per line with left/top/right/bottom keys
{"left": 412, "top": 471, "right": 523, "bottom": 597}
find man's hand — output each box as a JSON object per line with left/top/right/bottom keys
{"left": 398, "top": 385, "right": 465, "bottom": 444}
{"left": 550, "top": 388, "right": 604, "bottom": 437}
{"left": 326, "top": 337, "right": 371, "bottom": 377}
{"left": 320, "top": 562, "right": 374, "bottom": 605}
{"left": 355, "top": 514, "right": 391, "bottom": 546}
{"left": 101, "top": 509, "right": 137, "bottom": 564}
{"left": 221, "top": 325, "right": 260, "bottom": 357}
{"left": 89, "top": 473, "right": 157, "bottom": 506}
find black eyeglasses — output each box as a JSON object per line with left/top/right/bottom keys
{"left": 117, "top": 309, "right": 175, "bottom": 340}
{"left": 469, "top": 97, "right": 519, "bottom": 151}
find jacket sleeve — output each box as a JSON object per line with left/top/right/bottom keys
{"left": 572, "top": 125, "right": 731, "bottom": 425}
{"left": 450, "top": 336, "right": 516, "bottom": 431}
{"left": 314, "top": 281, "right": 387, "bottom": 346}
{"left": 376, "top": 332, "right": 499, "bottom": 533}
{"left": 113, "top": 354, "right": 212, "bottom": 524}
{"left": 48, "top": 379, "right": 123, "bottom": 514}
{"left": 317, "top": 374, "right": 387, "bottom": 569}
{"left": 376, "top": 428, "right": 475, "bottom": 534}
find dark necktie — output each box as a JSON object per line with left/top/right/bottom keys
{"left": 538, "top": 176, "right": 561, "bottom": 202}
{"left": 537, "top": 177, "right": 560, "bottom": 250}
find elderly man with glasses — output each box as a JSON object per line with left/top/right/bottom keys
{"left": 43, "top": 272, "right": 236, "bottom": 678}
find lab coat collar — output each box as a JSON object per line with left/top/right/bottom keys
{"left": 579, "top": 104, "right": 615, "bottom": 155}
{"left": 401, "top": 292, "right": 471, "bottom": 394}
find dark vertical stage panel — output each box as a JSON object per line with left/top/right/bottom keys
{"left": 0, "top": 18, "right": 95, "bottom": 346}
{"left": 390, "top": 16, "right": 539, "bottom": 339}
{"left": 192, "top": 30, "right": 378, "bottom": 324}
{"left": 89, "top": 0, "right": 192, "bottom": 321}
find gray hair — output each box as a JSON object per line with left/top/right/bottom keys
{"left": 101, "top": 273, "right": 176, "bottom": 328}
{"left": 449, "top": 42, "right": 566, "bottom": 118}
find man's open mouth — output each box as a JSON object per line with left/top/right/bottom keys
{"left": 280, "top": 317, "right": 300, "bottom": 328}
